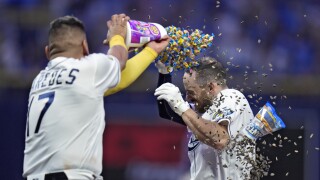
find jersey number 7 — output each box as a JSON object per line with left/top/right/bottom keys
{"left": 26, "top": 91, "right": 55, "bottom": 137}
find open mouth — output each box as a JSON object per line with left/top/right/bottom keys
{"left": 188, "top": 97, "right": 197, "bottom": 104}
{"left": 186, "top": 91, "right": 197, "bottom": 104}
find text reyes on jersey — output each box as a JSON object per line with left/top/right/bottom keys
{"left": 31, "top": 68, "right": 79, "bottom": 91}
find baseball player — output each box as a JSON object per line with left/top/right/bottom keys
{"left": 154, "top": 57, "right": 256, "bottom": 180}
{"left": 23, "top": 14, "right": 169, "bottom": 180}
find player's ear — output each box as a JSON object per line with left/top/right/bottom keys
{"left": 208, "top": 82, "right": 216, "bottom": 94}
{"left": 82, "top": 39, "right": 89, "bottom": 56}
{"left": 45, "top": 45, "right": 50, "bottom": 60}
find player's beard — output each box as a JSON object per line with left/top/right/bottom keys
{"left": 195, "top": 92, "right": 212, "bottom": 114}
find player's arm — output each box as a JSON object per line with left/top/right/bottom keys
{"left": 156, "top": 66, "right": 186, "bottom": 126}
{"left": 104, "top": 47, "right": 157, "bottom": 96}
{"left": 106, "top": 14, "right": 130, "bottom": 70}
{"left": 180, "top": 109, "right": 230, "bottom": 150}
{"left": 104, "top": 36, "right": 170, "bottom": 96}
{"left": 155, "top": 83, "right": 230, "bottom": 150}
{"left": 157, "top": 73, "right": 174, "bottom": 119}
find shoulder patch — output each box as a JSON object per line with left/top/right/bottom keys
{"left": 212, "top": 107, "right": 234, "bottom": 121}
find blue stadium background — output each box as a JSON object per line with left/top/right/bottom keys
{"left": 0, "top": 0, "right": 319, "bottom": 179}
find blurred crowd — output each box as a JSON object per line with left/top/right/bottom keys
{"left": 0, "top": 1, "right": 319, "bottom": 179}
{"left": 0, "top": 0, "right": 319, "bottom": 87}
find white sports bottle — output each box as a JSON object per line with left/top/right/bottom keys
{"left": 125, "top": 20, "right": 167, "bottom": 48}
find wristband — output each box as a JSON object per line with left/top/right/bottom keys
{"left": 110, "top": 35, "right": 127, "bottom": 50}
{"left": 175, "top": 101, "right": 190, "bottom": 116}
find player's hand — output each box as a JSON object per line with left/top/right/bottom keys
{"left": 103, "top": 14, "right": 130, "bottom": 45}
{"left": 146, "top": 35, "right": 170, "bottom": 54}
{"left": 154, "top": 83, "right": 190, "bottom": 116}
{"left": 155, "top": 61, "right": 173, "bottom": 74}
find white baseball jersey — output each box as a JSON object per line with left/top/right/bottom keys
{"left": 23, "top": 53, "right": 121, "bottom": 179}
{"left": 187, "top": 89, "right": 255, "bottom": 180}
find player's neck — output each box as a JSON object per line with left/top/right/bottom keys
{"left": 213, "top": 85, "right": 228, "bottom": 97}
{"left": 49, "top": 51, "right": 84, "bottom": 61}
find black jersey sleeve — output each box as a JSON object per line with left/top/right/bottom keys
{"left": 157, "top": 73, "right": 186, "bottom": 126}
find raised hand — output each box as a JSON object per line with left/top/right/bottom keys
{"left": 103, "top": 14, "right": 130, "bottom": 45}
{"left": 146, "top": 35, "right": 170, "bottom": 54}
{"left": 155, "top": 60, "right": 173, "bottom": 74}
{"left": 154, "top": 83, "right": 190, "bottom": 116}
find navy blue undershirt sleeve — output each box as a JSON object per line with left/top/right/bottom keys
{"left": 157, "top": 73, "right": 186, "bottom": 126}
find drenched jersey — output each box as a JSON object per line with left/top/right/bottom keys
{"left": 187, "top": 89, "right": 255, "bottom": 180}
{"left": 23, "top": 54, "right": 120, "bottom": 178}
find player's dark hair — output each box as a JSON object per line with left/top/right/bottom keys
{"left": 47, "top": 16, "right": 86, "bottom": 57}
{"left": 49, "top": 15, "right": 85, "bottom": 39}
{"left": 188, "top": 56, "right": 227, "bottom": 87}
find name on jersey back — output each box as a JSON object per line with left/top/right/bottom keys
{"left": 31, "top": 68, "right": 79, "bottom": 92}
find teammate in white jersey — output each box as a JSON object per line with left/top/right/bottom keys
{"left": 155, "top": 57, "right": 256, "bottom": 180}
{"left": 23, "top": 14, "right": 170, "bottom": 180}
